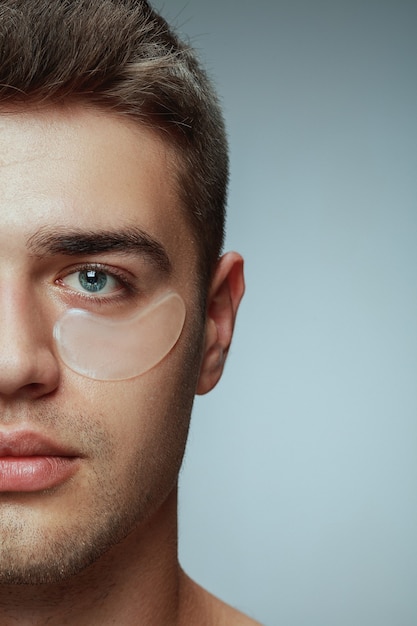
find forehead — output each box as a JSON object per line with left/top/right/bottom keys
{"left": 0, "top": 105, "right": 194, "bottom": 261}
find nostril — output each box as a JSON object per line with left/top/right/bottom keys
{"left": 27, "top": 383, "right": 44, "bottom": 392}
{"left": 0, "top": 350, "right": 60, "bottom": 399}
{"left": 22, "top": 382, "right": 56, "bottom": 400}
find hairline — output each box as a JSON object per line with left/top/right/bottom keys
{"left": 0, "top": 97, "right": 213, "bottom": 312}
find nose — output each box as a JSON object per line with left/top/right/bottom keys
{"left": 0, "top": 288, "right": 60, "bottom": 399}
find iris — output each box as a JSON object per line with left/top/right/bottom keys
{"left": 78, "top": 269, "right": 108, "bottom": 293}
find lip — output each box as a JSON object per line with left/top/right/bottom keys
{"left": 0, "top": 430, "right": 80, "bottom": 492}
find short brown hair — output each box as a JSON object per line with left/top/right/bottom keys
{"left": 0, "top": 0, "right": 228, "bottom": 291}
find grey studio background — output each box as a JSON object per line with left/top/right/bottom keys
{"left": 154, "top": 1, "right": 417, "bottom": 625}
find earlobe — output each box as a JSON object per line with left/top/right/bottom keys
{"left": 196, "top": 251, "right": 244, "bottom": 395}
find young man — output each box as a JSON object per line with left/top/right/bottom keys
{"left": 0, "top": 1, "right": 260, "bottom": 624}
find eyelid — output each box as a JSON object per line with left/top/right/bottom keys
{"left": 56, "top": 262, "right": 139, "bottom": 302}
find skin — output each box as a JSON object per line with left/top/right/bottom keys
{"left": 0, "top": 105, "right": 259, "bottom": 625}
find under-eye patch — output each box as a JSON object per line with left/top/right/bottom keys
{"left": 53, "top": 292, "right": 185, "bottom": 381}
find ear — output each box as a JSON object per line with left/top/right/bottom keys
{"left": 196, "top": 251, "right": 245, "bottom": 395}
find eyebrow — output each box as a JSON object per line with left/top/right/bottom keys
{"left": 27, "top": 226, "right": 171, "bottom": 274}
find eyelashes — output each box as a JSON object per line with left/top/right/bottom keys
{"left": 56, "top": 262, "right": 139, "bottom": 305}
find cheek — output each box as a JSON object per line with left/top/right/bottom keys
{"left": 62, "top": 344, "right": 196, "bottom": 474}
{"left": 54, "top": 293, "right": 186, "bottom": 382}
{"left": 57, "top": 307, "right": 204, "bottom": 494}
{"left": 59, "top": 297, "right": 204, "bottom": 426}
{"left": 101, "top": 381, "right": 193, "bottom": 513}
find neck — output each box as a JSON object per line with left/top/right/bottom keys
{"left": 0, "top": 489, "right": 182, "bottom": 625}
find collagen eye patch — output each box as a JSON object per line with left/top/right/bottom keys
{"left": 53, "top": 292, "right": 186, "bottom": 381}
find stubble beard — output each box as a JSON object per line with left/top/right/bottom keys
{"left": 0, "top": 382, "right": 196, "bottom": 586}
{"left": 0, "top": 425, "right": 149, "bottom": 585}
{"left": 0, "top": 301, "right": 204, "bottom": 586}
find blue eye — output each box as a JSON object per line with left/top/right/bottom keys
{"left": 79, "top": 269, "right": 108, "bottom": 293}
{"left": 61, "top": 267, "right": 121, "bottom": 296}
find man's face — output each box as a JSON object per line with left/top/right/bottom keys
{"left": 0, "top": 105, "right": 203, "bottom": 583}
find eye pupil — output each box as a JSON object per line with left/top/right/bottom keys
{"left": 79, "top": 270, "right": 108, "bottom": 292}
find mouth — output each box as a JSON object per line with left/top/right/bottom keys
{"left": 0, "top": 430, "right": 80, "bottom": 493}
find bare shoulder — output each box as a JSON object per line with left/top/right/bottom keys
{"left": 179, "top": 572, "right": 262, "bottom": 626}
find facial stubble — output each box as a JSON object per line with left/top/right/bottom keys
{"left": 0, "top": 345, "right": 201, "bottom": 586}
